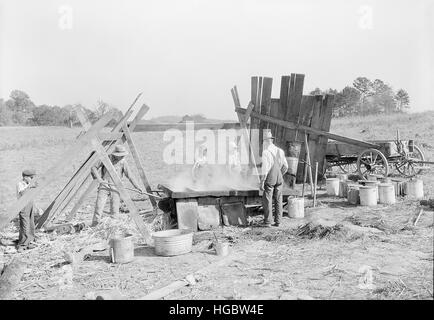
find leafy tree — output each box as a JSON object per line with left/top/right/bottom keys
{"left": 0, "top": 99, "right": 13, "bottom": 125}
{"left": 333, "top": 86, "right": 361, "bottom": 116}
{"left": 352, "top": 77, "right": 374, "bottom": 114}
{"left": 310, "top": 88, "right": 323, "bottom": 95}
{"left": 394, "top": 89, "right": 410, "bottom": 111}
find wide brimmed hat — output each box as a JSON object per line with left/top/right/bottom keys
{"left": 111, "top": 145, "right": 128, "bottom": 157}
{"left": 263, "top": 130, "right": 275, "bottom": 141}
{"left": 22, "top": 169, "right": 36, "bottom": 176}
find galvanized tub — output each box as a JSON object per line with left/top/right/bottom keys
{"left": 153, "top": 229, "right": 193, "bottom": 256}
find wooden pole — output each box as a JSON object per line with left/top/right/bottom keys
{"left": 304, "top": 134, "right": 314, "bottom": 197}
{"left": 122, "top": 124, "right": 157, "bottom": 208}
{"left": 236, "top": 107, "right": 380, "bottom": 150}
{"left": 314, "top": 161, "right": 318, "bottom": 207}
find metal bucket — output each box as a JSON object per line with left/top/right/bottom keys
{"left": 109, "top": 234, "right": 134, "bottom": 264}
{"left": 153, "top": 229, "right": 193, "bottom": 256}
{"left": 286, "top": 141, "right": 302, "bottom": 176}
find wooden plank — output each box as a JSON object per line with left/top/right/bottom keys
{"left": 176, "top": 199, "right": 198, "bottom": 232}
{"left": 133, "top": 122, "right": 240, "bottom": 132}
{"left": 0, "top": 111, "right": 117, "bottom": 230}
{"left": 233, "top": 85, "right": 241, "bottom": 107}
{"left": 92, "top": 139, "right": 152, "bottom": 243}
{"left": 229, "top": 86, "right": 260, "bottom": 184}
{"left": 313, "top": 94, "right": 335, "bottom": 177}
{"left": 276, "top": 76, "right": 291, "bottom": 149}
{"left": 122, "top": 124, "right": 157, "bottom": 208}
{"left": 98, "top": 132, "right": 123, "bottom": 141}
{"left": 250, "top": 76, "right": 261, "bottom": 165}
{"left": 65, "top": 179, "right": 98, "bottom": 221}
{"left": 235, "top": 107, "right": 380, "bottom": 149}
{"left": 295, "top": 95, "right": 315, "bottom": 182}
{"left": 283, "top": 74, "right": 305, "bottom": 143}
{"left": 259, "top": 77, "right": 273, "bottom": 155}
{"left": 278, "top": 74, "right": 296, "bottom": 146}
{"left": 269, "top": 98, "right": 280, "bottom": 140}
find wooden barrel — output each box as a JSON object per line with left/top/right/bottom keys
{"left": 153, "top": 229, "right": 193, "bottom": 256}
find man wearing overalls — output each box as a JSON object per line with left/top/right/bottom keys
{"left": 259, "top": 130, "right": 288, "bottom": 227}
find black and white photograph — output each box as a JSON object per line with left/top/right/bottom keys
{"left": 0, "top": 0, "right": 433, "bottom": 304}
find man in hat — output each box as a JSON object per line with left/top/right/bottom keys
{"left": 227, "top": 141, "right": 242, "bottom": 176}
{"left": 16, "top": 169, "right": 38, "bottom": 251}
{"left": 91, "top": 145, "right": 143, "bottom": 227}
{"left": 260, "top": 130, "right": 288, "bottom": 227}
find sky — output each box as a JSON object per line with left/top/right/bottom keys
{"left": 0, "top": 0, "right": 433, "bottom": 120}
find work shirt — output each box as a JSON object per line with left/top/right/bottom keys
{"left": 16, "top": 180, "right": 30, "bottom": 199}
{"left": 261, "top": 143, "right": 288, "bottom": 177}
{"left": 97, "top": 157, "right": 132, "bottom": 189}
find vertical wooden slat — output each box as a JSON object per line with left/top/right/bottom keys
{"left": 295, "top": 95, "right": 315, "bottom": 182}
{"left": 259, "top": 77, "right": 273, "bottom": 155}
{"left": 307, "top": 95, "right": 324, "bottom": 174}
{"left": 123, "top": 124, "right": 157, "bottom": 208}
{"left": 313, "top": 94, "right": 335, "bottom": 177}
{"left": 269, "top": 98, "right": 280, "bottom": 140}
{"left": 283, "top": 74, "right": 305, "bottom": 144}
{"left": 250, "top": 76, "right": 261, "bottom": 165}
{"left": 276, "top": 75, "right": 291, "bottom": 149}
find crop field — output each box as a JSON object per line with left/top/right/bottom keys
{"left": 0, "top": 111, "right": 432, "bottom": 300}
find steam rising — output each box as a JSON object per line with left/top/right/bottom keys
{"left": 167, "top": 165, "right": 259, "bottom": 192}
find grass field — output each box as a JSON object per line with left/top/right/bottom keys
{"left": 0, "top": 111, "right": 432, "bottom": 300}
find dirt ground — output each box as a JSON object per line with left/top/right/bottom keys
{"left": 0, "top": 114, "right": 433, "bottom": 300}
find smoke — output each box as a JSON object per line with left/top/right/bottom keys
{"left": 166, "top": 164, "right": 259, "bottom": 192}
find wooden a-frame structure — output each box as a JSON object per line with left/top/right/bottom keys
{"left": 0, "top": 95, "right": 158, "bottom": 244}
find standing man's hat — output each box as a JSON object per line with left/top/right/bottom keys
{"left": 263, "top": 130, "right": 275, "bottom": 141}
{"left": 111, "top": 145, "right": 128, "bottom": 157}
{"left": 22, "top": 169, "right": 36, "bottom": 176}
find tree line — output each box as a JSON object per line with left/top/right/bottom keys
{"left": 310, "top": 77, "right": 410, "bottom": 117}
{"left": 0, "top": 90, "right": 122, "bottom": 127}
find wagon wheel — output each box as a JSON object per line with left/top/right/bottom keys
{"left": 338, "top": 161, "right": 358, "bottom": 174}
{"left": 395, "top": 145, "right": 426, "bottom": 177}
{"left": 357, "top": 148, "right": 389, "bottom": 179}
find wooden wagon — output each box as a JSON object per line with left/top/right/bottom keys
{"left": 325, "top": 137, "right": 427, "bottom": 178}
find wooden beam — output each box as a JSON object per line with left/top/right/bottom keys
{"left": 65, "top": 179, "right": 98, "bottom": 221}
{"left": 0, "top": 111, "right": 117, "bottom": 230}
{"left": 283, "top": 74, "right": 304, "bottom": 143}
{"left": 122, "top": 124, "right": 157, "bottom": 208}
{"left": 295, "top": 95, "right": 316, "bottom": 182}
{"left": 132, "top": 122, "right": 241, "bottom": 132}
{"left": 235, "top": 107, "right": 380, "bottom": 149}
{"left": 229, "top": 86, "right": 260, "bottom": 184}
{"left": 314, "top": 94, "right": 335, "bottom": 177}
{"left": 277, "top": 75, "right": 291, "bottom": 148}
{"left": 91, "top": 139, "right": 152, "bottom": 244}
